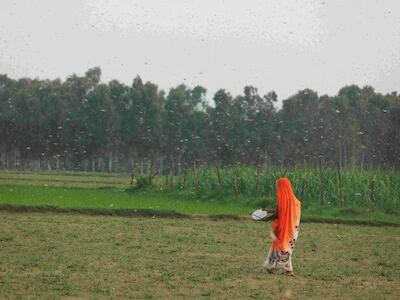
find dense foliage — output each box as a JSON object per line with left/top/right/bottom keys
{"left": 0, "top": 67, "right": 399, "bottom": 172}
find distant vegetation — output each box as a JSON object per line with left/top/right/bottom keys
{"left": 0, "top": 170, "right": 398, "bottom": 222}
{"left": 154, "top": 165, "right": 400, "bottom": 213}
{"left": 0, "top": 67, "right": 399, "bottom": 173}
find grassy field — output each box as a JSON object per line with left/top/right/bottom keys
{"left": 0, "top": 169, "right": 399, "bottom": 224}
{"left": 1, "top": 167, "right": 399, "bottom": 214}
{"left": 1, "top": 184, "right": 399, "bottom": 225}
{"left": 0, "top": 212, "right": 399, "bottom": 299}
{"left": 0, "top": 184, "right": 253, "bottom": 216}
{"left": 0, "top": 171, "right": 399, "bottom": 298}
{"left": 165, "top": 165, "right": 400, "bottom": 213}
{"left": 0, "top": 170, "right": 130, "bottom": 189}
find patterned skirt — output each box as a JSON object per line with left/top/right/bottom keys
{"left": 263, "top": 226, "right": 299, "bottom": 273}
{"left": 263, "top": 247, "right": 293, "bottom": 273}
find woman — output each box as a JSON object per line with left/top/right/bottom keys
{"left": 263, "top": 177, "right": 301, "bottom": 276}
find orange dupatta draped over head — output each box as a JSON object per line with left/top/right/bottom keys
{"left": 271, "top": 178, "right": 301, "bottom": 253}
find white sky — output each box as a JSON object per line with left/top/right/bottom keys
{"left": 0, "top": 0, "right": 399, "bottom": 103}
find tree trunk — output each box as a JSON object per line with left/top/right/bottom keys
{"left": 255, "top": 165, "right": 261, "bottom": 196}
{"left": 193, "top": 160, "right": 200, "bottom": 193}
{"left": 215, "top": 165, "right": 222, "bottom": 191}
{"left": 147, "top": 159, "right": 151, "bottom": 175}
{"left": 183, "top": 166, "right": 187, "bottom": 188}
{"left": 263, "top": 153, "right": 268, "bottom": 173}
{"left": 97, "top": 157, "right": 102, "bottom": 172}
{"left": 160, "top": 157, "right": 163, "bottom": 175}
{"left": 131, "top": 158, "right": 135, "bottom": 173}
{"left": 177, "top": 158, "right": 181, "bottom": 175}
{"left": 149, "top": 159, "right": 153, "bottom": 185}
{"left": 169, "top": 168, "right": 173, "bottom": 190}
{"left": 108, "top": 152, "right": 112, "bottom": 173}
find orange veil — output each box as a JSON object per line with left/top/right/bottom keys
{"left": 271, "top": 178, "right": 301, "bottom": 252}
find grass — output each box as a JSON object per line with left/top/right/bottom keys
{"left": 0, "top": 184, "right": 399, "bottom": 225}
{"left": 0, "top": 170, "right": 399, "bottom": 224}
{"left": 179, "top": 165, "right": 400, "bottom": 213}
{"left": 4, "top": 165, "right": 399, "bottom": 214}
{"left": 0, "top": 170, "right": 129, "bottom": 189}
{"left": 0, "top": 212, "right": 399, "bottom": 299}
{"left": 0, "top": 184, "right": 252, "bottom": 216}
{"left": 0, "top": 170, "right": 398, "bottom": 297}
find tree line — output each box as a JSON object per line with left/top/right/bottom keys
{"left": 0, "top": 67, "right": 399, "bottom": 173}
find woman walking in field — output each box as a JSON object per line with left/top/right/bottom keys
{"left": 263, "top": 177, "right": 301, "bottom": 276}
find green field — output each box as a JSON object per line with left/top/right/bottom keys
{"left": 0, "top": 213, "right": 399, "bottom": 299}
{"left": 1, "top": 184, "right": 399, "bottom": 225}
{"left": 0, "top": 170, "right": 130, "bottom": 189}
{"left": 0, "top": 171, "right": 399, "bottom": 298}
{"left": 155, "top": 165, "right": 400, "bottom": 213}
{"left": 0, "top": 170, "right": 399, "bottom": 224}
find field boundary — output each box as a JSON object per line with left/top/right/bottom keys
{"left": 0, "top": 204, "right": 399, "bottom": 227}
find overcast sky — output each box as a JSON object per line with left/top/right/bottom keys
{"left": 0, "top": 0, "right": 399, "bottom": 103}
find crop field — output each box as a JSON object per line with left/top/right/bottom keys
{"left": 1, "top": 167, "right": 399, "bottom": 214}
{"left": 0, "top": 170, "right": 399, "bottom": 298}
{"left": 0, "top": 213, "right": 399, "bottom": 299}
{"left": 172, "top": 165, "right": 400, "bottom": 213}
{"left": 3, "top": 0, "right": 400, "bottom": 298}
{"left": 0, "top": 170, "right": 399, "bottom": 225}
{"left": 0, "top": 170, "right": 130, "bottom": 189}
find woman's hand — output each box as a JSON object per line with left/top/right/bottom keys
{"left": 260, "top": 208, "right": 276, "bottom": 220}
{"left": 263, "top": 213, "right": 277, "bottom": 222}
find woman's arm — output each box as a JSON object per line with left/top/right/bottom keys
{"left": 261, "top": 208, "right": 277, "bottom": 222}
{"left": 262, "top": 214, "right": 276, "bottom": 222}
